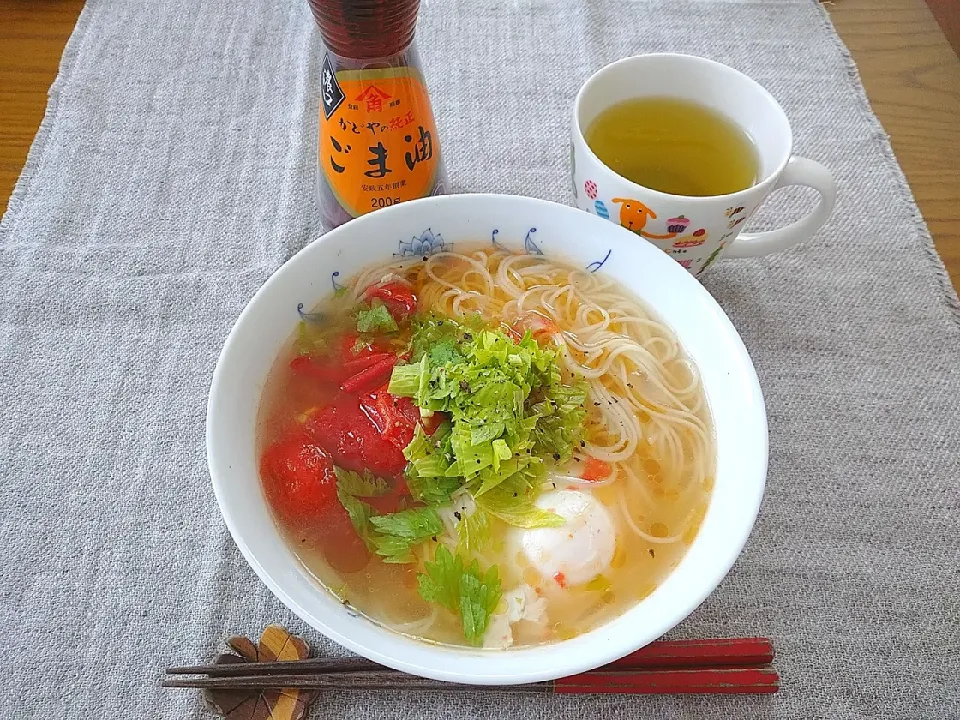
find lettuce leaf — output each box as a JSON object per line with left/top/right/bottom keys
{"left": 402, "top": 424, "right": 460, "bottom": 505}
{"left": 387, "top": 355, "right": 429, "bottom": 398}
{"left": 474, "top": 484, "right": 565, "bottom": 529}
{"left": 336, "top": 467, "right": 440, "bottom": 562}
{"left": 356, "top": 303, "right": 398, "bottom": 333}
{"left": 459, "top": 563, "right": 502, "bottom": 645}
{"left": 336, "top": 489, "right": 377, "bottom": 551}
{"left": 455, "top": 507, "right": 490, "bottom": 557}
{"left": 333, "top": 466, "right": 389, "bottom": 497}
{"left": 367, "top": 507, "right": 442, "bottom": 563}
{"left": 417, "top": 545, "right": 502, "bottom": 646}
{"left": 390, "top": 318, "right": 586, "bottom": 539}
{"left": 369, "top": 507, "right": 443, "bottom": 539}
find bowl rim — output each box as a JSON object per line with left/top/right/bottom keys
{"left": 206, "top": 193, "right": 768, "bottom": 684}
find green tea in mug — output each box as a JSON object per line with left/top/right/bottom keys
{"left": 585, "top": 97, "right": 759, "bottom": 197}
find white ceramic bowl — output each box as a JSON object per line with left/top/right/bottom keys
{"left": 207, "top": 194, "right": 767, "bottom": 685}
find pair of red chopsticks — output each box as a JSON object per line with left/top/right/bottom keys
{"left": 164, "top": 637, "right": 778, "bottom": 695}
{"left": 553, "top": 637, "right": 778, "bottom": 694}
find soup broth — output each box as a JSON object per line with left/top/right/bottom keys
{"left": 256, "top": 246, "right": 714, "bottom": 648}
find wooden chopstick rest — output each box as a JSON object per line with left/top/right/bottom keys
{"left": 198, "top": 625, "right": 317, "bottom": 720}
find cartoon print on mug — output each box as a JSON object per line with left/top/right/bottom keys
{"left": 668, "top": 230, "right": 706, "bottom": 266}
{"left": 698, "top": 229, "right": 736, "bottom": 275}
{"left": 725, "top": 204, "right": 749, "bottom": 229}
{"left": 666, "top": 215, "right": 691, "bottom": 234}
{"left": 672, "top": 228, "right": 707, "bottom": 250}
{"left": 698, "top": 242, "right": 726, "bottom": 275}
{"left": 611, "top": 198, "right": 677, "bottom": 240}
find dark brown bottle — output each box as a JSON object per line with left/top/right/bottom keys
{"left": 308, "top": 0, "right": 448, "bottom": 229}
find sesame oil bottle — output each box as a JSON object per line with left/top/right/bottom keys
{"left": 307, "top": 0, "right": 448, "bottom": 228}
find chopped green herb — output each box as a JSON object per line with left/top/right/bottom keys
{"left": 336, "top": 489, "right": 377, "bottom": 551}
{"left": 417, "top": 545, "right": 502, "bottom": 646}
{"left": 402, "top": 423, "right": 461, "bottom": 506}
{"left": 455, "top": 507, "right": 491, "bottom": 557}
{"left": 474, "top": 484, "right": 565, "bottom": 529}
{"left": 417, "top": 545, "right": 462, "bottom": 612}
{"left": 389, "top": 320, "right": 587, "bottom": 501}
{"left": 356, "top": 303, "right": 398, "bottom": 334}
{"left": 369, "top": 507, "right": 444, "bottom": 539}
{"left": 368, "top": 507, "right": 443, "bottom": 563}
{"left": 459, "top": 563, "right": 502, "bottom": 645}
{"left": 334, "top": 466, "right": 389, "bottom": 497}
{"left": 336, "top": 467, "right": 440, "bottom": 563}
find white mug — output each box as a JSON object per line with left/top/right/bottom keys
{"left": 571, "top": 54, "right": 837, "bottom": 276}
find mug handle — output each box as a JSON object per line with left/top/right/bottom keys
{"left": 725, "top": 156, "right": 837, "bottom": 258}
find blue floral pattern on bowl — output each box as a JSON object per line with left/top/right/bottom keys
{"left": 523, "top": 228, "right": 543, "bottom": 255}
{"left": 586, "top": 249, "right": 612, "bottom": 273}
{"left": 296, "top": 303, "right": 325, "bottom": 322}
{"left": 397, "top": 228, "right": 447, "bottom": 257}
{"left": 308, "top": 225, "right": 613, "bottom": 316}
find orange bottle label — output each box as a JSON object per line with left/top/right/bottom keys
{"left": 319, "top": 64, "right": 440, "bottom": 218}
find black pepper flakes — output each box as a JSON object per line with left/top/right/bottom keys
{"left": 594, "top": 402, "right": 601, "bottom": 406}
{"left": 453, "top": 511, "right": 462, "bottom": 521}
{"left": 648, "top": 548, "right": 655, "bottom": 558}
{"left": 463, "top": 333, "right": 473, "bottom": 341}
{"left": 580, "top": 440, "right": 586, "bottom": 448}
{"left": 422, "top": 255, "right": 429, "bottom": 262}
{"left": 552, "top": 453, "right": 561, "bottom": 461}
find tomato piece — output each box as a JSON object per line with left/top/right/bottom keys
{"left": 359, "top": 386, "right": 423, "bottom": 452}
{"left": 360, "top": 390, "right": 413, "bottom": 451}
{"left": 341, "top": 355, "right": 397, "bottom": 394}
{"left": 342, "top": 352, "right": 394, "bottom": 375}
{"left": 580, "top": 457, "right": 613, "bottom": 482}
{"left": 361, "top": 386, "right": 447, "bottom": 449}
{"left": 512, "top": 311, "right": 560, "bottom": 344}
{"left": 260, "top": 436, "right": 339, "bottom": 522}
{"left": 363, "top": 281, "right": 418, "bottom": 321}
{"left": 303, "top": 395, "right": 408, "bottom": 478}
{"left": 553, "top": 572, "right": 567, "bottom": 589}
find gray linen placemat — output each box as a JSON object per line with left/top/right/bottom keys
{"left": 2, "top": 0, "right": 958, "bottom": 717}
